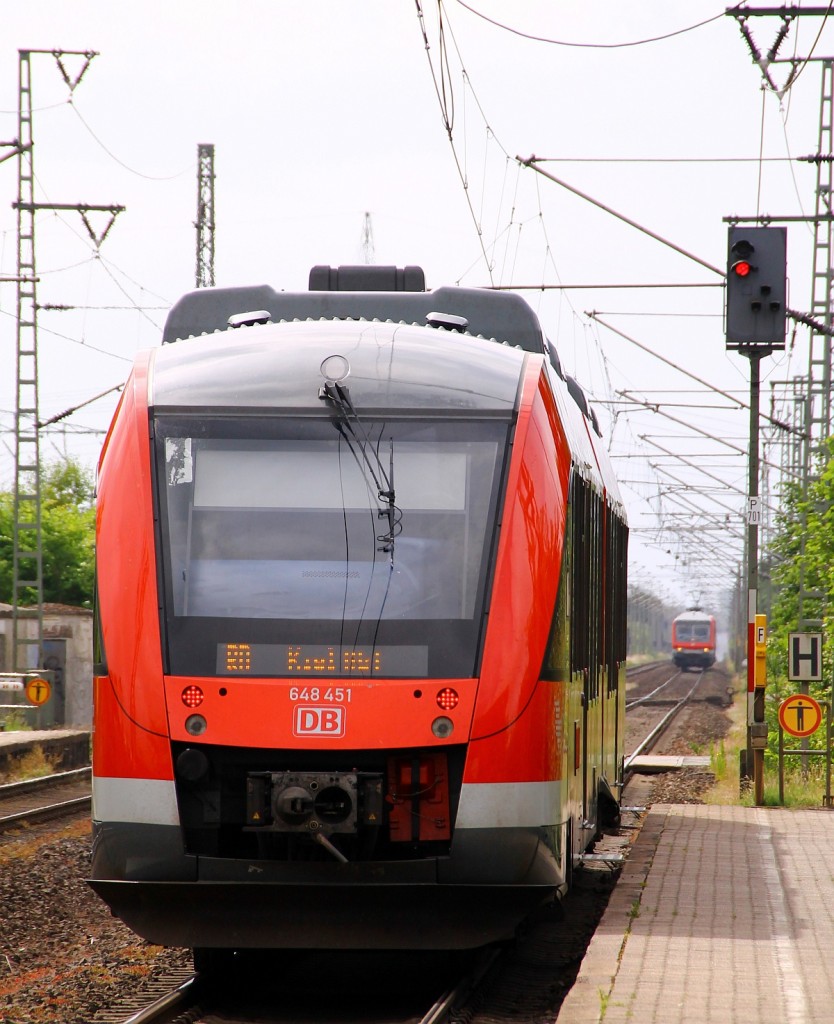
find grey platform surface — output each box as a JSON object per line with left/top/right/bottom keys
{"left": 559, "top": 804, "right": 834, "bottom": 1023}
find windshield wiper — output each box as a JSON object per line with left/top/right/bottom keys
{"left": 320, "top": 381, "right": 401, "bottom": 556}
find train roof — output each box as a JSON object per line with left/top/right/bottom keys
{"left": 672, "top": 610, "right": 715, "bottom": 623}
{"left": 150, "top": 318, "right": 525, "bottom": 414}
{"left": 162, "top": 274, "right": 546, "bottom": 354}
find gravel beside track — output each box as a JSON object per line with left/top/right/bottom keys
{"left": 0, "top": 819, "right": 190, "bottom": 1024}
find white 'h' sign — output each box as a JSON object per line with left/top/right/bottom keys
{"left": 788, "top": 633, "right": 823, "bottom": 682}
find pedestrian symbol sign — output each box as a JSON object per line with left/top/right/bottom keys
{"left": 25, "top": 676, "right": 51, "bottom": 707}
{"left": 778, "top": 694, "right": 822, "bottom": 738}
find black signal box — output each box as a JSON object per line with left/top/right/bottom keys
{"left": 725, "top": 225, "right": 787, "bottom": 350}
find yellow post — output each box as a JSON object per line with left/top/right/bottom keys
{"left": 752, "top": 614, "right": 768, "bottom": 805}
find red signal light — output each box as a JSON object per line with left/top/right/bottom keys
{"left": 182, "top": 685, "right": 204, "bottom": 708}
{"left": 436, "top": 687, "right": 459, "bottom": 711}
{"left": 731, "top": 259, "right": 752, "bottom": 277}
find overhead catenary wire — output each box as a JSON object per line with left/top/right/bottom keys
{"left": 38, "top": 383, "right": 124, "bottom": 429}
{"left": 588, "top": 313, "right": 805, "bottom": 438}
{"left": 68, "top": 100, "right": 194, "bottom": 182}
{"left": 418, "top": 0, "right": 790, "bottom": 598}
{"left": 619, "top": 391, "right": 800, "bottom": 480}
{"left": 451, "top": 1, "right": 738, "bottom": 49}
{"left": 518, "top": 156, "right": 725, "bottom": 277}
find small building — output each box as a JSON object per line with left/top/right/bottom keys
{"left": 0, "top": 603, "right": 93, "bottom": 728}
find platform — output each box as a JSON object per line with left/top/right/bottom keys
{"left": 627, "top": 754, "right": 711, "bottom": 772}
{"left": 559, "top": 804, "right": 834, "bottom": 1023}
{"left": 0, "top": 729, "right": 90, "bottom": 775}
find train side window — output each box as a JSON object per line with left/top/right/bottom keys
{"left": 540, "top": 512, "right": 571, "bottom": 683}
{"left": 93, "top": 573, "right": 107, "bottom": 676}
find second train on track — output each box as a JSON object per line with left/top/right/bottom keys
{"left": 671, "top": 608, "right": 717, "bottom": 670}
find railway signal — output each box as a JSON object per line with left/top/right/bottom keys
{"left": 724, "top": 223, "right": 788, "bottom": 805}
{"left": 725, "top": 225, "right": 787, "bottom": 349}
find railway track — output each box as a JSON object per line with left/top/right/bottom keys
{"left": 622, "top": 661, "right": 734, "bottom": 808}
{"left": 0, "top": 765, "right": 91, "bottom": 831}
{"left": 94, "top": 948, "right": 496, "bottom": 1024}
{"left": 624, "top": 670, "right": 704, "bottom": 770}
{"left": 625, "top": 665, "right": 683, "bottom": 709}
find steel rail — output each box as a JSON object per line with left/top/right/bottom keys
{"left": 0, "top": 767, "right": 93, "bottom": 830}
{"left": 625, "top": 669, "right": 682, "bottom": 709}
{"left": 0, "top": 765, "right": 90, "bottom": 798}
{"left": 624, "top": 672, "right": 704, "bottom": 771}
{"left": 420, "top": 948, "right": 501, "bottom": 1024}
{"left": 117, "top": 975, "right": 200, "bottom": 1024}
{"left": 0, "top": 794, "right": 91, "bottom": 829}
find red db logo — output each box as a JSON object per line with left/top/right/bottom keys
{"left": 293, "top": 705, "right": 345, "bottom": 737}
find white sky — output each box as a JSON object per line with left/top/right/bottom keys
{"left": 1, "top": 1, "right": 830, "bottom": 614}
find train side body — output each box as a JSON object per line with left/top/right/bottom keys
{"left": 671, "top": 610, "right": 716, "bottom": 670}
{"left": 90, "top": 277, "right": 627, "bottom": 951}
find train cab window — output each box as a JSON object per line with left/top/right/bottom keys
{"left": 154, "top": 415, "right": 509, "bottom": 678}
{"left": 676, "top": 622, "right": 710, "bottom": 642}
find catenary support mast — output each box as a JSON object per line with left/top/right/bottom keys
{"left": 196, "top": 144, "right": 216, "bottom": 288}
{"left": 12, "top": 49, "right": 123, "bottom": 671}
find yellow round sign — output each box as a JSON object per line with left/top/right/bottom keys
{"left": 25, "top": 676, "right": 51, "bottom": 707}
{"left": 778, "top": 694, "right": 822, "bottom": 738}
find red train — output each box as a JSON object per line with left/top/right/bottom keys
{"left": 89, "top": 265, "right": 628, "bottom": 959}
{"left": 671, "top": 609, "right": 716, "bottom": 670}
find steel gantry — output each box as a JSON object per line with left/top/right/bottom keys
{"left": 11, "top": 49, "right": 123, "bottom": 672}
{"left": 196, "top": 143, "right": 216, "bottom": 288}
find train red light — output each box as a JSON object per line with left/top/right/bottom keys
{"left": 182, "top": 685, "right": 204, "bottom": 708}
{"left": 436, "top": 687, "right": 459, "bottom": 711}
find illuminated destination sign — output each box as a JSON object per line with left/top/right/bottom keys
{"left": 216, "top": 643, "right": 428, "bottom": 677}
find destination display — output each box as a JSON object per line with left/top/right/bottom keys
{"left": 217, "top": 642, "right": 428, "bottom": 677}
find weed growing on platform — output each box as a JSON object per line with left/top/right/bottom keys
{"left": 1, "top": 709, "right": 32, "bottom": 732}
{"left": 5, "top": 743, "right": 57, "bottom": 782}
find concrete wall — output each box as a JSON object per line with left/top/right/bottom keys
{"left": 0, "top": 604, "right": 93, "bottom": 728}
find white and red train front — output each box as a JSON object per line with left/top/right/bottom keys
{"left": 90, "top": 302, "right": 626, "bottom": 951}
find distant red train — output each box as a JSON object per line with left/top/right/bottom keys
{"left": 89, "top": 265, "right": 628, "bottom": 962}
{"left": 671, "top": 610, "right": 716, "bottom": 670}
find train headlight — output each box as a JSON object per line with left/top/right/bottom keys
{"left": 436, "top": 687, "right": 459, "bottom": 711}
{"left": 185, "top": 714, "right": 208, "bottom": 736}
{"left": 182, "top": 685, "right": 204, "bottom": 708}
{"left": 431, "top": 716, "right": 454, "bottom": 738}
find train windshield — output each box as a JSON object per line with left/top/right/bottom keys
{"left": 676, "top": 621, "right": 710, "bottom": 642}
{"left": 154, "top": 415, "right": 509, "bottom": 678}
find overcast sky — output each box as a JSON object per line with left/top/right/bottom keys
{"left": 1, "top": 2, "right": 830, "bottom": 612}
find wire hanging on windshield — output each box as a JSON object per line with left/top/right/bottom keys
{"left": 320, "top": 381, "right": 403, "bottom": 559}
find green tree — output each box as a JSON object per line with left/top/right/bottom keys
{"left": 764, "top": 439, "right": 834, "bottom": 768}
{"left": 0, "top": 458, "right": 95, "bottom": 608}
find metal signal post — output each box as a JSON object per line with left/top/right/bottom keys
{"left": 725, "top": 224, "right": 787, "bottom": 806}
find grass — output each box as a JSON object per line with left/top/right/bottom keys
{"left": 0, "top": 744, "right": 58, "bottom": 785}
{"left": 0, "top": 708, "right": 33, "bottom": 732}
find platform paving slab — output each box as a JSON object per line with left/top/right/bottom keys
{"left": 558, "top": 804, "right": 834, "bottom": 1024}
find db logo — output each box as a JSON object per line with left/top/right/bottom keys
{"left": 293, "top": 705, "right": 346, "bottom": 737}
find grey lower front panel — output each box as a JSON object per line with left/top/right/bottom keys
{"left": 88, "top": 878, "right": 556, "bottom": 949}
{"left": 89, "top": 820, "right": 565, "bottom": 950}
